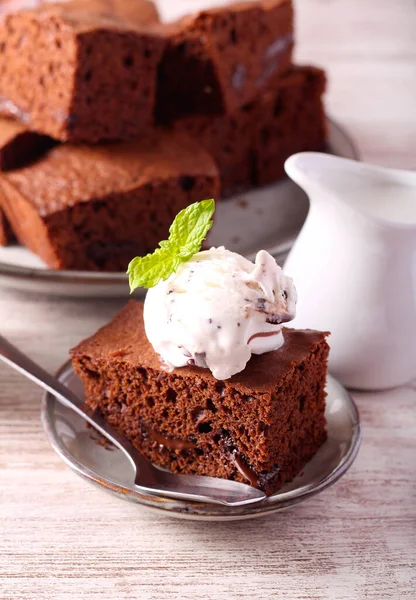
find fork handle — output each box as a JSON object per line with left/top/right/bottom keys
{"left": 0, "top": 334, "right": 267, "bottom": 506}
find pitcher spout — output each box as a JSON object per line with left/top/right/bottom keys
{"left": 284, "top": 152, "right": 344, "bottom": 195}
{"left": 285, "top": 152, "right": 416, "bottom": 231}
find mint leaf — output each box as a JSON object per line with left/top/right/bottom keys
{"left": 127, "top": 199, "right": 215, "bottom": 291}
{"left": 169, "top": 198, "right": 215, "bottom": 259}
{"left": 127, "top": 247, "right": 181, "bottom": 292}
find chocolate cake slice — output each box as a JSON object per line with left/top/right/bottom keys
{"left": 0, "top": 2, "right": 165, "bottom": 142}
{"left": 0, "top": 130, "right": 219, "bottom": 270}
{"left": 175, "top": 66, "right": 326, "bottom": 196}
{"left": 71, "top": 300, "right": 329, "bottom": 495}
{"left": 0, "top": 118, "right": 55, "bottom": 246}
{"left": 156, "top": 0, "right": 293, "bottom": 122}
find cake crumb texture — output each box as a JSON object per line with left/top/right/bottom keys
{"left": 0, "top": 1, "right": 165, "bottom": 142}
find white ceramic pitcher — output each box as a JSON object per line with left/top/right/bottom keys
{"left": 284, "top": 152, "right": 416, "bottom": 390}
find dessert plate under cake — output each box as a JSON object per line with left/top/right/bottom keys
{"left": 0, "top": 120, "right": 358, "bottom": 298}
{"left": 41, "top": 363, "right": 361, "bottom": 520}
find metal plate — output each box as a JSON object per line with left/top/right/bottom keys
{"left": 41, "top": 363, "right": 361, "bottom": 521}
{"left": 0, "top": 120, "right": 358, "bottom": 298}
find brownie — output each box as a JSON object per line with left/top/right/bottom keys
{"left": 0, "top": 2, "right": 165, "bottom": 142}
{"left": 156, "top": 0, "right": 294, "bottom": 122}
{"left": 0, "top": 117, "right": 55, "bottom": 245}
{"left": 254, "top": 65, "right": 327, "bottom": 187}
{"left": 70, "top": 300, "right": 329, "bottom": 496}
{"left": 175, "top": 66, "right": 327, "bottom": 196}
{"left": 0, "top": 130, "right": 220, "bottom": 270}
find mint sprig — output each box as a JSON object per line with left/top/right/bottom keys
{"left": 127, "top": 199, "right": 215, "bottom": 292}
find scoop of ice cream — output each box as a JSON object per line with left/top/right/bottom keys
{"left": 144, "top": 247, "right": 297, "bottom": 380}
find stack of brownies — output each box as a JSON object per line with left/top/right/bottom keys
{"left": 0, "top": 0, "right": 326, "bottom": 271}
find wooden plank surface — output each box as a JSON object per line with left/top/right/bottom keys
{"left": 1, "top": 0, "right": 416, "bottom": 598}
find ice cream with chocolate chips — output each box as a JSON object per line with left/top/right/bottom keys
{"left": 144, "top": 246, "right": 297, "bottom": 380}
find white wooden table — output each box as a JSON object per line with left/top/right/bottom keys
{"left": 1, "top": 1, "right": 416, "bottom": 598}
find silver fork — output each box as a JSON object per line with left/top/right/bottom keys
{"left": 0, "top": 334, "right": 266, "bottom": 506}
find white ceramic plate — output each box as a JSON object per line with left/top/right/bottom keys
{"left": 0, "top": 120, "right": 358, "bottom": 298}
{"left": 41, "top": 364, "right": 361, "bottom": 521}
